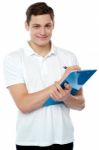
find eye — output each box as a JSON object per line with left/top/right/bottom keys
{"left": 32, "top": 25, "right": 40, "bottom": 29}
{"left": 45, "top": 24, "right": 52, "bottom": 28}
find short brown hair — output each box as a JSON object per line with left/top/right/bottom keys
{"left": 26, "top": 2, "right": 54, "bottom": 24}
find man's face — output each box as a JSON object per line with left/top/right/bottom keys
{"left": 25, "top": 14, "right": 54, "bottom": 47}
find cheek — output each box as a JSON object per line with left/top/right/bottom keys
{"left": 30, "top": 30, "right": 37, "bottom": 37}
{"left": 46, "top": 29, "right": 53, "bottom": 36}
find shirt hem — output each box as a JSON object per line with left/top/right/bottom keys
{"left": 16, "top": 138, "right": 74, "bottom": 146}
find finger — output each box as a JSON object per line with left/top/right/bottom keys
{"left": 50, "top": 83, "right": 62, "bottom": 99}
{"left": 55, "top": 81, "right": 68, "bottom": 98}
{"left": 54, "top": 81, "right": 64, "bottom": 93}
{"left": 50, "top": 88, "right": 62, "bottom": 100}
{"left": 67, "top": 65, "right": 81, "bottom": 71}
{"left": 50, "top": 93, "right": 58, "bottom": 100}
{"left": 60, "top": 65, "right": 81, "bottom": 83}
{"left": 50, "top": 92, "right": 62, "bottom": 100}
{"left": 64, "top": 83, "right": 71, "bottom": 90}
{"left": 65, "top": 66, "right": 81, "bottom": 73}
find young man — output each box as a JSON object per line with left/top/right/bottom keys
{"left": 3, "top": 2, "right": 85, "bottom": 150}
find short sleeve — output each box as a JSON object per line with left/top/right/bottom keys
{"left": 3, "top": 54, "right": 25, "bottom": 87}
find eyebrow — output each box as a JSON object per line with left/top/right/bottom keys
{"left": 32, "top": 22, "right": 52, "bottom": 26}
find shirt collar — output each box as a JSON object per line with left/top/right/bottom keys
{"left": 23, "top": 41, "right": 56, "bottom": 57}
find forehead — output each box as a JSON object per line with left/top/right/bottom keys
{"left": 30, "top": 14, "right": 53, "bottom": 24}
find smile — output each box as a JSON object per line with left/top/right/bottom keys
{"left": 36, "top": 36, "right": 48, "bottom": 39}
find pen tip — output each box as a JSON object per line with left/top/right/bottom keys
{"left": 63, "top": 66, "right": 67, "bottom": 69}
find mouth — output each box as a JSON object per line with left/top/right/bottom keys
{"left": 36, "top": 35, "right": 48, "bottom": 40}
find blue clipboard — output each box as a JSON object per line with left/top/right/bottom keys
{"left": 43, "top": 69, "right": 97, "bottom": 107}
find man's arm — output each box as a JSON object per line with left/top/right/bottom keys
{"left": 8, "top": 82, "right": 63, "bottom": 113}
{"left": 51, "top": 82, "right": 85, "bottom": 111}
{"left": 63, "top": 88, "right": 85, "bottom": 110}
{"left": 59, "top": 65, "right": 85, "bottom": 110}
{"left": 8, "top": 80, "right": 85, "bottom": 114}
{"left": 8, "top": 84, "right": 51, "bottom": 113}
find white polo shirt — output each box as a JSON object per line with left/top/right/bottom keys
{"left": 3, "top": 42, "right": 78, "bottom": 146}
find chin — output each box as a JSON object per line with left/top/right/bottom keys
{"left": 36, "top": 41, "right": 50, "bottom": 46}
{"left": 38, "top": 43, "right": 48, "bottom": 47}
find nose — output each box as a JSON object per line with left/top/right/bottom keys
{"left": 40, "top": 27, "right": 46, "bottom": 35}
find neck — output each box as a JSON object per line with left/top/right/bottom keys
{"left": 28, "top": 41, "right": 51, "bottom": 57}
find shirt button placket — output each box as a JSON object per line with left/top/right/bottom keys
{"left": 41, "top": 57, "right": 48, "bottom": 85}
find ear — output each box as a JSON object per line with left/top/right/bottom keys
{"left": 25, "top": 21, "right": 29, "bottom": 31}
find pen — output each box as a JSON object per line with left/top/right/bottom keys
{"left": 63, "top": 66, "right": 67, "bottom": 69}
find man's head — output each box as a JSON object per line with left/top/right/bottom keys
{"left": 26, "top": 2, "right": 54, "bottom": 25}
{"left": 25, "top": 2, "right": 54, "bottom": 48}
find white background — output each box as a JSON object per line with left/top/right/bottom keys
{"left": 0, "top": 0, "right": 99, "bottom": 150}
